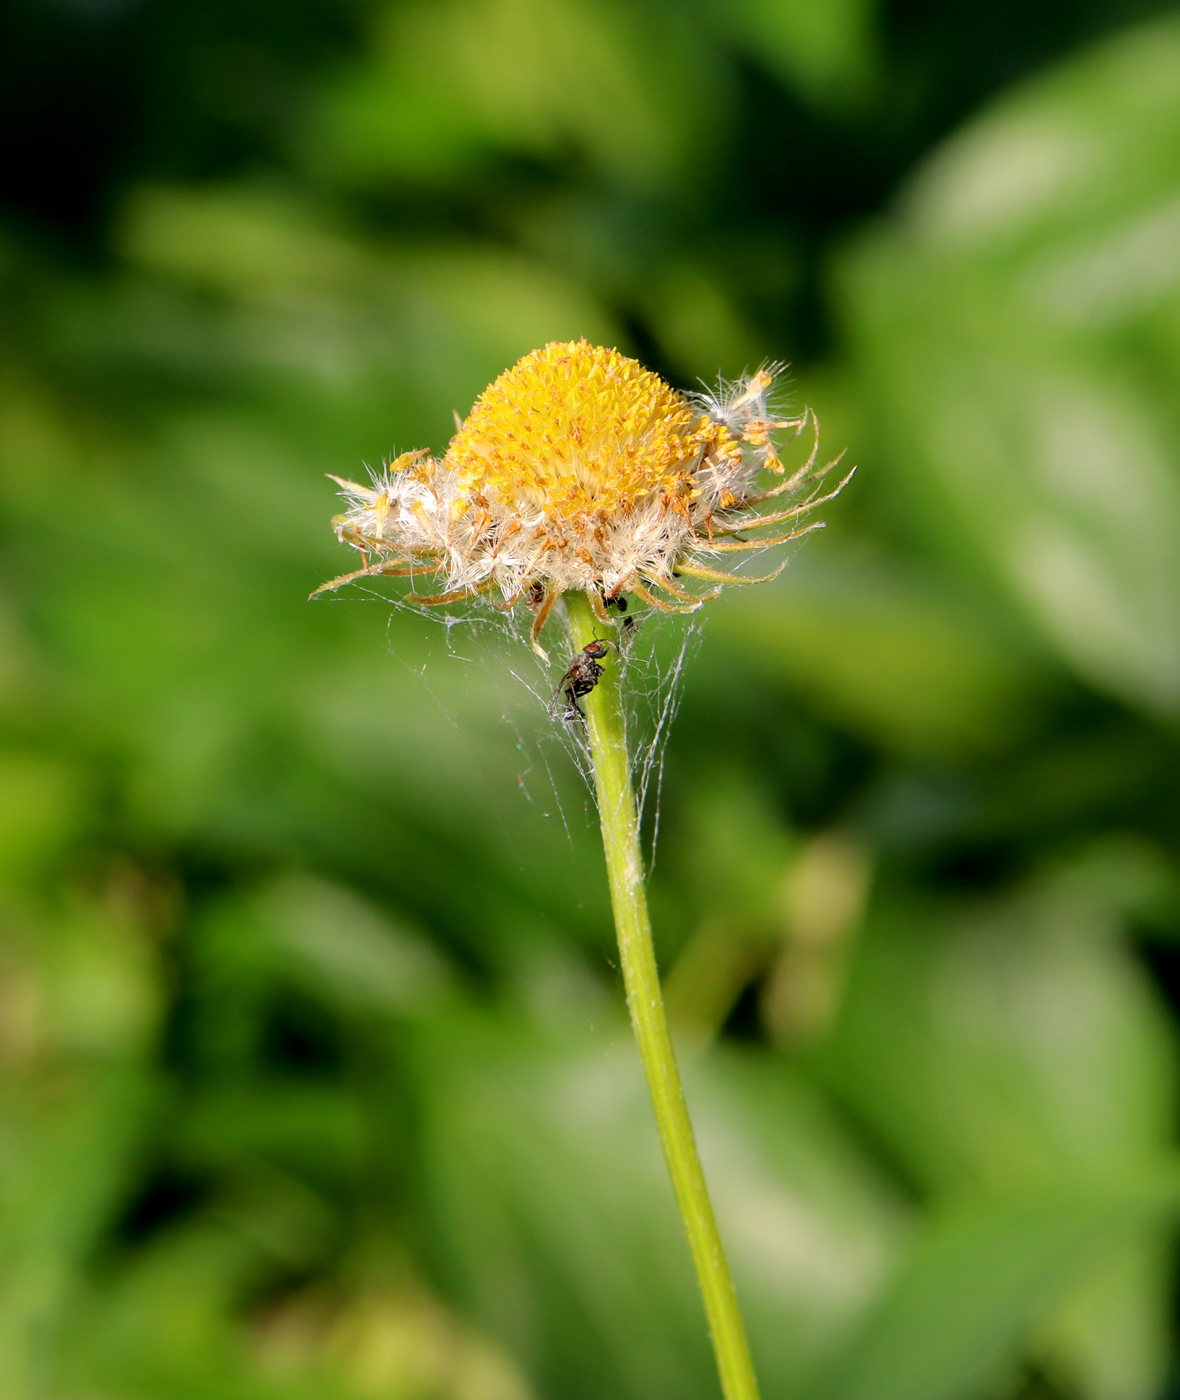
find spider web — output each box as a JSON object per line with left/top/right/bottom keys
{"left": 339, "top": 583, "right": 704, "bottom": 867}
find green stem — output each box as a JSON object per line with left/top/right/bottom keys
{"left": 564, "top": 591, "right": 761, "bottom": 1400}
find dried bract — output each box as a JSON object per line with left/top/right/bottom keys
{"left": 314, "top": 340, "right": 850, "bottom": 656}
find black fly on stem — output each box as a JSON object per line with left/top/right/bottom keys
{"left": 551, "top": 639, "right": 611, "bottom": 722}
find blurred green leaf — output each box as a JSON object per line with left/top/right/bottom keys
{"left": 710, "top": 549, "right": 1048, "bottom": 758}
{"left": 706, "top": 0, "right": 878, "bottom": 110}
{"left": 821, "top": 853, "right": 1179, "bottom": 1396}
{"left": 0, "top": 752, "right": 86, "bottom": 885}
{"left": 841, "top": 15, "right": 1180, "bottom": 716}
{"left": 824, "top": 857, "right": 1177, "bottom": 1193}
{"left": 415, "top": 1010, "right": 907, "bottom": 1400}
{"left": 316, "top": 0, "right": 723, "bottom": 190}
{"left": 815, "top": 1170, "right": 1180, "bottom": 1400}
{"left": 0, "top": 885, "right": 162, "bottom": 1394}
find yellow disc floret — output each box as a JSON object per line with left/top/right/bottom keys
{"left": 440, "top": 341, "right": 730, "bottom": 524}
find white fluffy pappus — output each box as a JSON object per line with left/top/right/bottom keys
{"left": 314, "top": 340, "right": 850, "bottom": 658}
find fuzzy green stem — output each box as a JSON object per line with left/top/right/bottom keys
{"left": 564, "top": 590, "right": 761, "bottom": 1400}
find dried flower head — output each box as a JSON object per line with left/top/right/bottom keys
{"left": 314, "top": 340, "right": 849, "bottom": 656}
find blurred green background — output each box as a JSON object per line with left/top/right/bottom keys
{"left": 5, "top": 0, "right": 1180, "bottom": 1396}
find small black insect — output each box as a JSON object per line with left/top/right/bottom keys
{"left": 552, "top": 639, "right": 611, "bottom": 721}
{"left": 601, "top": 592, "right": 636, "bottom": 635}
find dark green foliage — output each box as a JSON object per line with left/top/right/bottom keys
{"left": 2, "top": 2, "right": 1180, "bottom": 1397}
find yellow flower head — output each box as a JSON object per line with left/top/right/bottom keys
{"left": 316, "top": 339, "right": 848, "bottom": 657}
{"left": 447, "top": 341, "right": 723, "bottom": 523}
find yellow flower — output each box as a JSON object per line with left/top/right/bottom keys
{"left": 315, "top": 339, "right": 847, "bottom": 657}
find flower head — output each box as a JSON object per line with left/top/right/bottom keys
{"left": 315, "top": 340, "right": 848, "bottom": 656}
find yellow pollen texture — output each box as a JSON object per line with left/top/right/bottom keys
{"left": 438, "top": 341, "right": 723, "bottom": 523}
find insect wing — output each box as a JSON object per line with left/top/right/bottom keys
{"left": 547, "top": 660, "right": 580, "bottom": 718}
